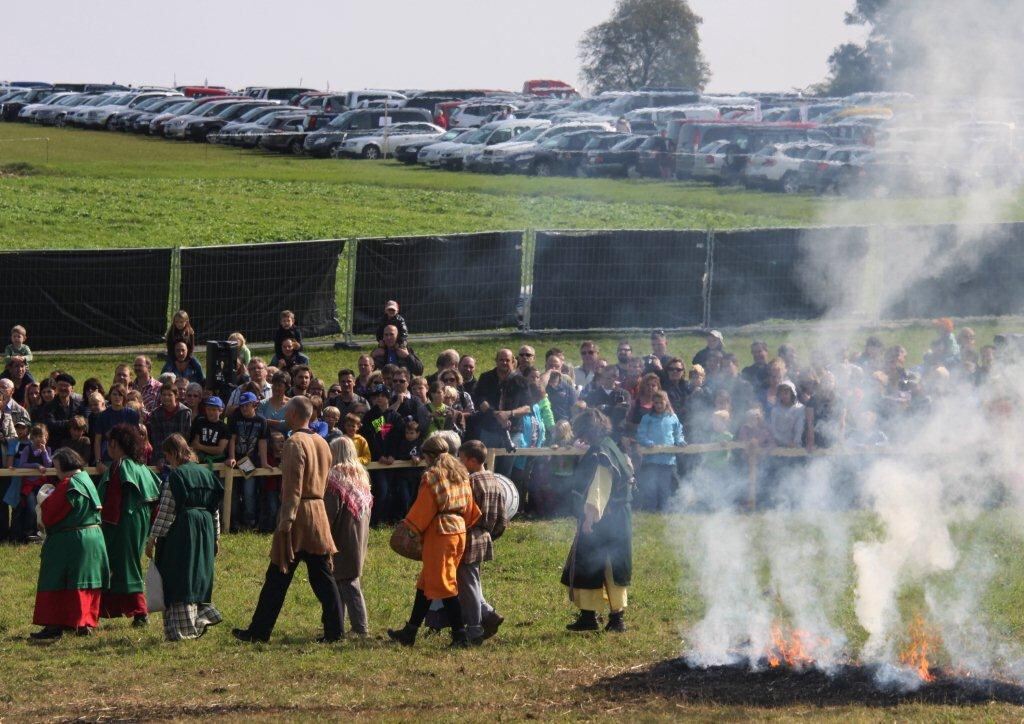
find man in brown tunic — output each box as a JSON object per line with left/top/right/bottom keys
{"left": 233, "top": 397, "right": 344, "bottom": 643}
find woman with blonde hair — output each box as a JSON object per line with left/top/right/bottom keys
{"left": 388, "top": 435, "right": 480, "bottom": 648}
{"left": 325, "top": 436, "right": 372, "bottom": 637}
{"left": 145, "top": 433, "right": 224, "bottom": 641}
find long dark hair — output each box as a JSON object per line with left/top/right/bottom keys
{"left": 109, "top": 423, "right": 145, "bottom": 463}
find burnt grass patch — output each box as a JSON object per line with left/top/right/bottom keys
{"left": 592, "top": 658, "right": 1024, "bottom": 708}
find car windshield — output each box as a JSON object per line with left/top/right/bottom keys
{"left": 109, "top": 95, "right": 135, "bottom": 106}
{"left": 513, "top": 127, "right": 546, "bottom": 142}
{"left": 55, "top": 95, "right": 84, "bottom": 106}
{"left": 326, "top": 110, "right": 356, "bottom": 128}
{"left": 167, "top": 100, "right": 200, "bottom": 115}
{"left": 613, "top": 136, "right": 645, "bottom": 150}
{"left": 460, "top": 129, "right": 491, "bottom": 144}
{"left": 195, "top": 103, "right": 230, "bottom": 117}
{"left": 86, "top": 95, "right": 115, "bottom": 106}
{"left": 238, "top": 105, "right": 276, "bottom": 122}
{"left": 134, "top": 97, "right": 167, "bottom": 110}
{"left": 438, "top": 129, "right": 467, "bottom": 141}
{"left": 216, "top": 103, "right": 253, "bottom": 118}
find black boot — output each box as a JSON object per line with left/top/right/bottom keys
{"left": 29, "top": 625, "right": 63, "bottom": 640}
{"left": 450, "top": 629, "right": 471, "bottom": 648}
{"left": 481, "top": 611, "right": 504, "bottom": 640}
{"left": 231, "top": 627, "right": 270, "bottom": 643}
{"left": 387, "top": 623, "right": 418, "bottom": 647}
{"left": 566, "top": 610, "right": 599, "bottom": 632}
{"left": 132, "top": 614, "right": 149, "bottom": 628}
{"left": 605, "top": 611, "right": 626, "bottom": 633}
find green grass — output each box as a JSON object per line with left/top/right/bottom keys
{"left": 3, "top": 513, "right": 1024, "bottom": 720}
{"left": 3, "top": 123, "right": 1024, "bottom": 249}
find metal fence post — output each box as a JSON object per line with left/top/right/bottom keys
{"left": 702, "top": 228, "right": 715, "bottom": 329}
{"left": 167, "top": 246, "right": 182, "bottom": 329}
{"left": 521, "top": 228, "right": 536, "bottom": 333}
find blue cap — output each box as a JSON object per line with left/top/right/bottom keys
{"left": 237, "top": 391, "right": 259, "bottom": 405}
{"left": 205, "top": 396, "right": 225, "bottom": 409}
{"left": 368, "top": 384, "right": 390, "bottom": 398}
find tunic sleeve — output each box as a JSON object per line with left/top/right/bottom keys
{"left": 149, "top": 486, "right": 177, "bottom": 540}
{"left": 404, "top": 481, "right": 439, "bottom": 536}
{"left": 584, "top": 465, "right": 614, "bottom": 520}
{"left": 40, "top": 479, "right": 72, "bottom": 527}
{"left": 277, "top": 439, "right": 305, "bottom": 529}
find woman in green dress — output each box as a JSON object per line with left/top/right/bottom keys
{"left": 31, "top": 448, "right": 111, "bottom": 639}
{"left": 146, "top": 433, "right": 224, "bottom": 641}
{"left": 97, "top": 424, "right": 162, "bottom": 626}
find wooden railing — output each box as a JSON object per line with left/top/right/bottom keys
{"left": 0, "top": 442, "right": 874, "bottom": 531}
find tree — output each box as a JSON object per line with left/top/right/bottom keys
{"left": 578, "top": 0, "right": 710, "bottom": 94}
{"left": 819, "top": 0, "right": 892, "bottom": 95}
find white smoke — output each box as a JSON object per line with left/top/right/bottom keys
{"left": 676, "top": 0, "right": 1024, "bottom": 686}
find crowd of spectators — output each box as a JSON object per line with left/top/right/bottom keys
{"left": 0, "top": 305, "right": 1011, "bottom": 542}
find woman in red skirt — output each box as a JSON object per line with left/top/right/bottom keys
{"left": 31, "top": 448, "right": 110, "bottom": 639}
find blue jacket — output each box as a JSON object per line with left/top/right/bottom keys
{"left": 512, "top": 403, "right": 547, "bottom": 469}
{"left": 637, "top": 411, "right": 685, "bottom": 465}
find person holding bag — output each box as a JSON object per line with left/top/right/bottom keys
{"left": 145, "top": 433, "right": 224, "bottom": 641}
{"left": 30, "top": 448, "right": 110, "bottom": 639}
{"left": 387, "top": 435, "right": 480, "bottom": 648}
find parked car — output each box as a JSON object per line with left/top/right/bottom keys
{"left": 635, "top": 134, "right": 676, "bottom": 177}
{"left": 303, "top": 108, "right": 431, "bottom": 157}
{"left": 394, "top": 128, "right": 473, "bottom": 164}
{"left": 471, "top": 121, "right": 613, "bottom": 173}
{"left": 178, "top": 100, "right": 278, "bottom": 142}
{"left": 79, "top": 92, "right": 179, "bottom": 130}
{"left": 246, "top": 87, "right": 318, "bottom": 101}
{"left": 514, "top": 129, "right": 615, "bottom": 176}
{"left": 128, "top": 98, "right": 194, "bottom": 133}
{"left": 334, "top": 122, "right": 445, "bottom": 159}
{"left": 217, "top": 106, "right": 303, "bottom": 146}
{"left": 690, "top": 140, "right": 735, "bottom": 184}
{"left": 252, "top": 114, "right": 312, "bottom": 152}
{"left": 147, "top": 95, "right": 247, "bottom": 136}
{"left": 65, "top": 93, "right": 129, "bottom": 127}
{"left": 163, "top": 99, "right": 258, "bottom": 139}
{"left": 795, "top": 145, "right": 873, "bottom": 194}
{"left": 742, "top": 142, "right": 832, "bottom": 192}
{"left": 176, "top": 86, "right": 231, "bottom": 99}
{"left": 458, "top": 120, "right": 551, "bottom": 169}
{"left": 448, "top": 101, "right": 518, "bottom": 128}
{"left": 522, "top": 79, "right": 578, "bottom": 98}
{"left": 17, "top": 92, "right": 78, "bottom": 122}
{"left": 30, "top": 93, "right": 95, "bottom": 126}
{"left": 109, "top": 94, "right": 184, "bottom": 131}
{"left": 580, "top": 134, "right": 645, "bottom": 177}
{"left": 0, "top": 88, "right": 55, "bottom": 120}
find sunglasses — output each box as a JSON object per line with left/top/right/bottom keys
{"left": 668, "top": 367, "right": 684, "bottom": 372}
{"left": 581, "top": 350, "right": 596, "bottom": 355}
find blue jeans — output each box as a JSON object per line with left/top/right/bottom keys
{"left": 369, "top": 470, "right": 389, "bottom": 527}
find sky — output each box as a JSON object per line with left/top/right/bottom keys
{"left": 2, "top": 1, "right": 866, "bottom": 93}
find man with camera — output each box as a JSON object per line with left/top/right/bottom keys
{"left": 471, "top": 349, "right": 531, "bottom": 476}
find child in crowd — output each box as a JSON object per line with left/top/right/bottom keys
{"left": 166, "top": 309, "right": 196, "bottom": 358}
{"left": 260, "top": 431, "right": 286, "bottom": 533}
{"left": 189, "top": 396, "right": 229, "bottom": 463}
{"left": 66, "top": 415, "right": 93, "bottom": 465}
{"left": 426, "top": 381, "right": 457, "bottom": 435}
{"left": 227, "top": 391, "right": 269, "bottom": 530}
{"left": 273, "top": 310, "right": 302, "bottom": 361}
{"left": 376, "top": 300, "right": 409, "bottom": 346}
{"left": 5, "top": 325, "right": 33, "bottom": 366}
{"left": 229, "top": 332, "right": 252, "bottom": 375}
{"left": 322, "top": 406, "right": 343, "bottom": 443}
{"left": 635, "top": 391, "right": 685, "bottom": 511}
{"left": 11, "top": 424, "right": 52, "bottom": 543}
{"left": 389, "top": 416, "right": 423, "bottom": 519}
{"left": 138, "top": 424, "right": 153, "bottom": 464}
{"left": 309, "top": 396, "right": 329, "bottom": 438}
{"left": 343, "top": 413, "right": 371, "bottom": 465}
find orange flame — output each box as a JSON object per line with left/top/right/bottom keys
{"left": 766, "top": 624, "right": 817, "bottom": 669}
{"left": 899, "top": 615, "right": 937, "bottom": 683}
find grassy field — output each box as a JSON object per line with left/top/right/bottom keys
{"left": 3, "top": 512, "right": 1024, "bottom": 721}
{"left": 3, "top": 123, "right": 1024, "bottom": 249}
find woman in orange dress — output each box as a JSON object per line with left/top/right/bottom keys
{"left": 388, "top": 434, "right": 480, "bottom": 648}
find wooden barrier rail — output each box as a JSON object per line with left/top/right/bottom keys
{"left": 0, "top": 442, "right": 876, "bottom": 531}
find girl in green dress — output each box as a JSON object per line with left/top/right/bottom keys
{"left": 31, "top": 448, "right": 110, "bottom": 639}
{"left": 97, "top": 424, "right": 162, "bottom": 626}
{"left": 146, "top": 434, "right": 224, "bottom": 641}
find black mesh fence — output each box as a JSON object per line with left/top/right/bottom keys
{"left": 0, "top": 248, "right": 172, "bottom": 349}
{"left": 883, "top": 223, "right": 1024, "bottom": 319}
{"left": 352, "top": 232, "right": 522, "bottom": 334}
{"left": 179, "top": 240, "right": 344, "bottom": 343}
{"left": 530, "top": 230, "right": 708, "bottom": 330}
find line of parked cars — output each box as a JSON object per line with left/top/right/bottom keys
{"left": 2, "top": 79, "right": 1021, "bottom": 196}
